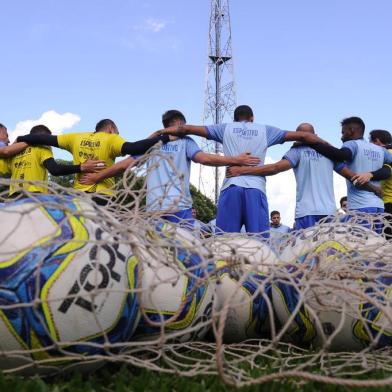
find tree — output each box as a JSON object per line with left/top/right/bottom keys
{"left": 49, "top": 160, "right": 74, "bottom": 188}
{"left": 190, "top": 184, "right": 216, "bottom": 223}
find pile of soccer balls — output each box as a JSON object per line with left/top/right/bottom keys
{"left": 0, "top": 195, "right": 391, "bottom": 375}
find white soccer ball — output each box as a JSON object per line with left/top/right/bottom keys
{"left": 0, "top": 195, "right": 140, "bottom": 374}
{"left": 279, "top": 222, "right": 386, "bottom": 264}
{"left": 133, "top": 223, "right": 215, "bottom": 342}
{"left": 214, "top": 267, "right": 272, "bottom": 343}
{"left": 272, "top": 238, "right": 392, "bottom": 351}
{"left": 209, "top": 236, "right": 279, "bottom": 273}
{"left": 271, "top": 280, "right": 368, "bottom": 351}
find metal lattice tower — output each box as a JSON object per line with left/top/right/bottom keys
{"left": 198, "top": 0, "right": 236, "bottom": 204}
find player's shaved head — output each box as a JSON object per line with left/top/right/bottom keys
{"left": 296, "top": 123, "right": 315, "bottom": 134}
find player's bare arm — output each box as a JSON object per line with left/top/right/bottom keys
{"left": 351, "top": 164, "right": 391, "bottom": 186}
{"left": 227, "top": 159, "right": 292, "bottom": 177}
{"left": 193, "top": 151, "right": 260, "bottom": 167}
{"left": 0, "top": 142, "right": 29, "bottom": 158}
{"left": 339, "top": 166, "right": 383, "bottom": 197}
{"left": 79, "top": 157, "right": 135, "bottom": 185}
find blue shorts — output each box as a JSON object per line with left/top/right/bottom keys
{"left": 294, "top": 215, "right": 327, "bottom": 230}
{"left": 349, "top": 207, "right": 384, "bottom": 234}
{"left": 216, "top": 185, "right": 269, "bottom": 236}
{"left": 352, "top": 207, "right": 384, "bottom": 214}
{"left": 162, "top": 208, "right": 194, "bottom": 226}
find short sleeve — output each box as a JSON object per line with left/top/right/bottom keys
{"left": 185, "top": 137, "right": 202, "bottom": 160}
{"left": 57, "top": 134, "right": 74, "bottom": 152}
{"left": 110, "top": 134, "right": 127, "bottom": 158}
{"left": 333, "top": 162, "right": 346, "bottom": 172}
{"left": 383, "top": 149, "right": 392, "bottom": 164}
{"left": 341, "top": 141, "right": 358, "bottom": 161}
{"left": 283, "top": 148, "right": 300, "bottom": 168}
{"left": 206, "top": 124, "right": 226, "bottom": 143}
{"left": 40, "top": 147, "right": 53, "bottom": 164}
{"left": 266, "top": 125, "right": 287, "bottom": 147}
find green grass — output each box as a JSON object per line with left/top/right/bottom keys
{"left": 1, "top": 364, "right": 392, "bottom": 392}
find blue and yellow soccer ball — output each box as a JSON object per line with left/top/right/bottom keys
{"left": 0, "top": 195, "right": 140, "bottom": 374}
{"left": 214, "top": 263, "right": 272, "bottom": 343}
{"left": 272, "top": 238, "right": 392, "bottom": 351}
{"left": 133, "top": 222, "right": 215, "bottom": 342}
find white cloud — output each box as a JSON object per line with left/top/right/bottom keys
{"left": 133, "top": 18, "right": 167, "bottom": 33}
{"left": 9, "top": 110, "right": 81, "bottom": 142}
{"left": 191, "top": 156, "right": 349, "bottom": 227}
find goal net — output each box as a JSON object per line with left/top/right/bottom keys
{"left": 1, "top": 149, "right": 392, "bottom": 388}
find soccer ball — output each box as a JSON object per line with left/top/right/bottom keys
{"left": 279, "top": 222, "right": 385, "bottom": 264}
{"left": 272, "top": 238, "right": 392, "bottom": 351}
{"left": 133, "top": 222, "right": 215, "bottom": 342}
{"left": 214, "top": 265, "right": 272, "bottom": 343}
{"left": 210, "top": 236, "right": 279, "bottom": 273}
{"left": 0, "top": 195, "right": 140, "bottom": 374}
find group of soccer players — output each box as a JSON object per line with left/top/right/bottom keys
{"left": 1, "top": 104, "right": 392, "bottom": 237}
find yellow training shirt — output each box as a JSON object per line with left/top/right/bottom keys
{"left": 0, "top": 158, "right": 10, "bottom": 176}
{"left": 57, "top": 132, "right": 126, "bottom": 195}
{"left": 7, "top": 146, "right": 53, "bottom": 195}
{"left": 382, "top": 148, "right": 392, "bottom": 204}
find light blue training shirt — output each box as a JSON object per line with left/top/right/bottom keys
{"left": 270, "top": 224, "right": 291, "bottom": 235}
{"left": 206, "top": 122, "right": 287, "bottom": 194}
{"left": 284, "top": 146, "right": 343, "bottom": 218}
{"left": 343, "top": 139, "right": 392, "bottom": 209}
{"left": 146, "top": 137, "right": 201, "bottom": 212}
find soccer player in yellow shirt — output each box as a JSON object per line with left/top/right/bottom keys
{"left": 4, "top": 125, "right": 103, "bottom": 197}
{"left": 0, "top": 123, "right": 29, "bottom": 158}
{"left": 17, "top": 119, "right": 171, "bottom": 204}
{"left": 0, "top": 123, "right": 31, "bottom": 195}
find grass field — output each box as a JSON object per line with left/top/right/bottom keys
{"left": 1, "top": 364, "right": 392, "bottom": 392}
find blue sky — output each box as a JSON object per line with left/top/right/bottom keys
{"left": 1, "top": 0, "right": 392, "bottom": 221}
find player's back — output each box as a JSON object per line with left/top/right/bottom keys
{"left": 7, "top": 146, "right": 53, "bottom": 195}
{"left": 344, "top": 139, "right": 385, "bottom": 209}
{"left": 146, "top": 137, "right": 194, "bottom": 212}
{"left": 57, "top": 132, "right": 126, "bottom": 195}
{"left": 220, "top": 122, "right": 271, "bottom": 193}
{"left": 285, "top": 146, "right": 337, "bottom": 218}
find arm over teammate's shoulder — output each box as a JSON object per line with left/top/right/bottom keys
{"left": 17, "top": 133, "right": 59, "bottom": 148}
{"left": 283, "top": 131, "right": 325, "bottom": 144}
{"left": 120, "top": 134, "right": 170, "bottom": 156}
{"left": 0, "top": 142, "right": 29, "bottom": 158}
{"left": 310, "top": 142, "right": 353, "bottom": 162}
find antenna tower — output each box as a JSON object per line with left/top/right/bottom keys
{"left": 198, "top": 0, "right": 236, "bottom": 204}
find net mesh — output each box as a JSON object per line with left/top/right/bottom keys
{"left": 1, "top": 149, "right": 392, "bottom": 388}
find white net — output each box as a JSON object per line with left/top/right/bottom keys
{"left": 1, "top": 149, "right": 392, "bottom": 388}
